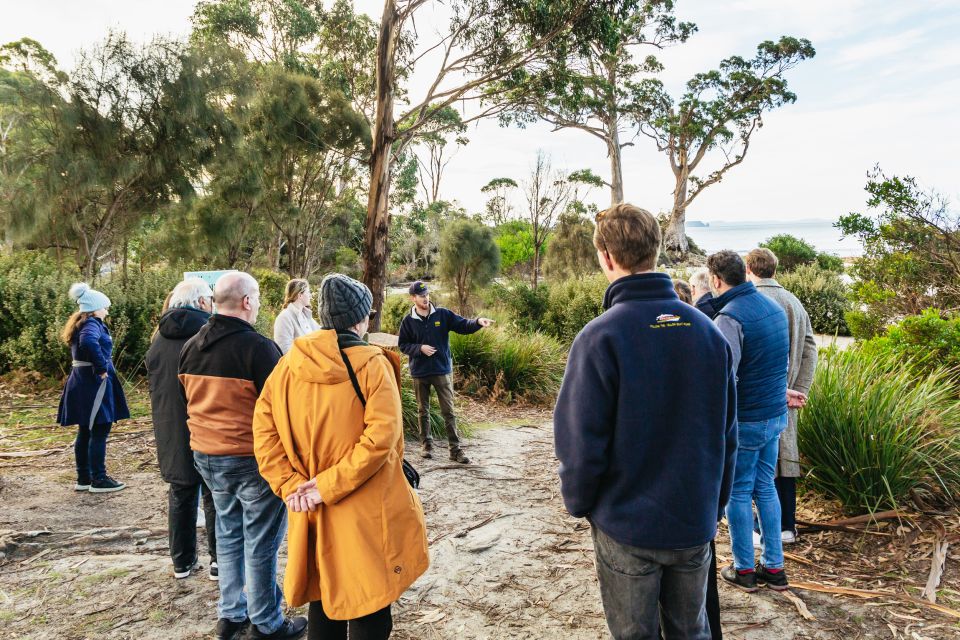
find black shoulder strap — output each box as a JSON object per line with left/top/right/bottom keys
{"left": 339, "top": 345, "right": 366, "bottom": 407}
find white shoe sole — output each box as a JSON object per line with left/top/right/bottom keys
{"left": 74, "top": 484, "right": 91, "bottom": 491}
{"left": 89, "top": 484, "right": 126, "bottom": 493}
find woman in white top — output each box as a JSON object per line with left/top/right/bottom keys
{"left": 273, "top": 279, "right": 321, "bottom": 354}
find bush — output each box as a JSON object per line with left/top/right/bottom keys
{"left": 449, "top": 329, "right": 566, "bottom": 404}
{"left": 859, "top": 309, "right": 960, "bottom": 383}
{"left": 489, "top": 280, "right": 551, "bottom": 334}
{"left": 760, "top": 234, "right": 817, "bottom": 271}
{"left": 798, "top": 347, "right": 960, "bottom": 513}
{"left": 250, "top": 268, "right": 288, "bottom": 310}
{"left": 101, "top": 270, "right": 182, "bottom": 374}
{"left": 541, "top": 274, "right": 608, "bottom": 343}
{"left": 815, "top": 252, "right": 843, "bottom": 272}
{"left": 777, "top": 264, "right": 851, "bottom": 335}
{"left": 439, "top": 219, "right": 500, "bottom": 314}
{"left": 380, "top": 294, "right": 411, "bottom": 335}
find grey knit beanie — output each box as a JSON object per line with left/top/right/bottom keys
{"left": 317, "top": 273, "right": 373, "bottom": 331}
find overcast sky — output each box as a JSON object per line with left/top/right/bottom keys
{"left": 3, "top": 0, "right": 958, "bottom": 222}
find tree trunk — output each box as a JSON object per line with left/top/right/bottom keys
{"left": 362, "top": 0, "right": 399, "bottom": 331}
{"left": 607, "top": 131, "right": 624, "bottom": 206}
{"left": 532, "top": 244, "right": 540, "bottom": 289}
{"left": 663, "top": 170, "right": 690, "bottom": 261}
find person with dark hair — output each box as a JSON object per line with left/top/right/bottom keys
{"left": 146, "top": 278, "right": 218, "bottom": 581}
{"left": 58, "top": 283, "right": 129, "bottom": 493}
{"left": 555, "top": 204, "right": 737, "bottom": 638}
{"left": 707, "top": 250, "right": 793, "bottom": 593}
{"left": 745, "top": 248, "right": 817, "bottom": 546}
{"left": 398, "top": 281, "right": 494, "bottom": 463}
{"left": 253, "top": 273, "right": 429, "bottom": 640}
{"left": 274, "top": 279, "right": 320, "bottom": 354}
{"left": 673, "top": 279, "right": 693, "bottom": 304}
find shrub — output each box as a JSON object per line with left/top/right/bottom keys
{"left": 760, "top": 234, "right": 817, "bottom": 271}
{"left": 859, "top": 309, "right": 960, "bottom": 383}
{"left": 777, "top": 264, "right": 851, "bottom": 335}
{"left": 798, "top": 347, "right": 960, "bottom": 513}
{"left": 101, "top": 270, "right": 182, "bottom": 374}
{"left": 815, "top": 252, "right": 843, "bottom": 272}
{"left": 489, "top": 280, "right": 551, "bottom": 334}
{"left": 380, "top": 294, "right": 411, "bottom": 335}
{"left": 541, "top": 274, "right": 608, "bottom": 343}
{"left": 544, "top": 212, "right": 597, "bottom": 279}
{"left": 439, "top": 219, "right": 500, "bottom": 314}
{"left": 449, "top": 329, "right": 566, "bottom": 404}
{"left": 250, "top": 268, "right": 288, "bottom": 310}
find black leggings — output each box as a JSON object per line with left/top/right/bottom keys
{"left": 776, "top": 476, "right": 797, "bottom": 533}
{"left": 308, "top": 602, "right": 392, "bottom": 640}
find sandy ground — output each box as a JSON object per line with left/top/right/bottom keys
{"left": 1, "top": 408, "right": 958, "bottom": 639}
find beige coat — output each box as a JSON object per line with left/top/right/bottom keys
{"left": 273, "top": 305, "right": 321, "bottom": 354}
{"left": 253, "top": 330, "right": 429, "bottom": 618}
{"left": 755, "top": 278, "right": 818, "bottom": 477}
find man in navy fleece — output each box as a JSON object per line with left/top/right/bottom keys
{"left": 554, "top": 204, "right": 738, "bottom": 640}
{"left": 398, "top": 281, "right": 494, "bottom": 463}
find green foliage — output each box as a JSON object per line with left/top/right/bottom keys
{"left": 798, "top": 347, "right": 960, "bottom": 513}
{"left": 859, "top": 310, "right": 960, "bottom": 383}
{"left": 777, "top": 265, "right": 850, "bottom": 335}
{"left": 0, "top": 251, "right": 178, "bottom": 377}
{"left": 760, "top": 234, "right": 817, "bottom": 271}
{"left": 380, "top": 294, "right": 411, "bottom": 335}
{"left": 439, "top": 219, "right": 500, "bottom": 314}
{"left": 837, "top": 168, "right": 960, "bottom": 328}
{"left": 489, "top": 280, "right": 551, "bottom": 334}
{"left": 544, "top": 211, "right": 598, "bottom": 279}
{"left": 815, "top": 252, "right": 843, "bottom": 272}
{"left": 542, "top": 275, "right": 608, "bottom": 344}
{"left": 494, "top": 220, "right": 536, "bottom": 273}
{"left": 250, "top": 268, "right": 288, "bottom": 311}
{"left": 449, "top": 329, "right": 566, "bottom": 404}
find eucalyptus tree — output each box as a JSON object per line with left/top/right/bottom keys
{"left": 633, "top": 36, "right": 815, "bottom": 260}
{"left": 496, "top": 0, "right": 694, "bottom": 205}
{"left": 480, "top": 177, "right": 518, "bottom": 226}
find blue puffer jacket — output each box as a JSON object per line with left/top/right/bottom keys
{"left": 398, "top": 305, "right": 481, "bottom": 378}
{"left": 713, "top": 282, "right": 789, "bottom": 422}
{"left": 58, "top": 316, "right": 130, "bottom": 427}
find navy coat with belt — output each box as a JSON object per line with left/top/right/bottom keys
{"left": 145, "top": 307, "right": 209, "bottom": 485}
{"left": 58, "top": 317, "right": 130, "bottom": 427}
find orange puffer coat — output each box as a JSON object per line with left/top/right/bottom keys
{"left": 253, "top": 329, "right": 429, "bottom": 619}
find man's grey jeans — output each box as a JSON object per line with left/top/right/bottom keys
{"left": 592, "top": 526, "right": 712, "bottom": 640}
{"left": 413, "top": 374, "right": 461, "bottom": 450}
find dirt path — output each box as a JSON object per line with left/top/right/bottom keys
{"left": 1, "top": 413, "right": 958, "bottom": 639}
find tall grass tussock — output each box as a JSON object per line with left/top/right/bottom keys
{"left": 798, "top": 347, "right": 960, "bottom": 513}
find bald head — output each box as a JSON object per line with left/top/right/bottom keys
{"left": 214, "top": 272, "right": 260, "bottom": 323}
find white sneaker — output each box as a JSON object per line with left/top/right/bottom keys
{"left": 752, "top": 531, "right": 762, "bottom": 549}
{"left": 781, "top": 530, "right": 798, "bottom": 544}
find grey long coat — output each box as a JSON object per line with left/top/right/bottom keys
{"left": 755, "top": 278, "right": 818, "bottom": 477}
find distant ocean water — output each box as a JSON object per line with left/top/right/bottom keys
{"left": 685, "top": 220, "right": 862, "bottom": 257}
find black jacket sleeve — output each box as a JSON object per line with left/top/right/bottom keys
{"left": 717, "top": 346, "right": 739, "bottom": 519}
{"left": 446, "top": 309, "right": 481, "bottom": 335}
{"left": 252, "top": 338, "right": 283, "bottom": 394}
{"left": 397, "top": 315, "right": 421, "bottom": 358}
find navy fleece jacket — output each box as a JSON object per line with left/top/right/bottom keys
{"left": 398, "top": 304, "right": 481, "bottom": 378}
{"left": 554, "top": 273, "right": 738, "bottom": 550}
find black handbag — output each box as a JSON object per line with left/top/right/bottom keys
{"left": 339, "top": 345, "right": 420, "bottom": 490}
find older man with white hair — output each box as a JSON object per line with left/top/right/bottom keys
{"left": 690, "top": 267, "right": 717, "bottom": 319}
{"left": 179, "top": 272, "right": 306, "bottom": 640}
{"left": 146, "top": 278, "right": 218, "bottom": 582}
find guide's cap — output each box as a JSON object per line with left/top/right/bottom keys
{"left": 409, "top": 281, "right": 429, "bottom": 296}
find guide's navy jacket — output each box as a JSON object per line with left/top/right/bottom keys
{"left": 398, "top": 305, "right": 480, "bottom": 378}
{"left": 554, "top": 273, "right": 738, "bottom": 550}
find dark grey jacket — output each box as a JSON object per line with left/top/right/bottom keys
{"left": 145, "top": 307, "right": 210, "bottom": 485}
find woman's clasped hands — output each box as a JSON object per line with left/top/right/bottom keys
{"left": 286, "top": 477, "right": 323, "bottom": 512}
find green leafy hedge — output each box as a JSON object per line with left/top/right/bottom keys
{"left": 777, "top": 264, "right": 851, "bottom": 335}
{"left": 493, "top": 275, "right": 608, "bottom": 344}
{"left": 859, "top": 309, "right": 960, "bottom": 383}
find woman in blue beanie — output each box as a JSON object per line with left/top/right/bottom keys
{"left": 58, "top": 282, "right": 129, "bottom": 493}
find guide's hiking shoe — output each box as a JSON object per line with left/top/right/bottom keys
{"left": 721, "top": 565, "right": 759, "bottom": 593}
{"left": 421, "top": 444, "right": 433, "bottom": 459}
{"left": 756, "top": 563, "right": 790, "bottom": 591}
{"left": 249, "top": 616, "right": 308, "bottom": 640}
{"left": 75, "top": 477, "right": 91, "bottom": 492}
{"left": 89, "top": 476, "right": 125, "bottom": 493}
{"left": 173, "top": 558, "right": 199, "bottom": 580}
{"left": 450, "top": 449, "right": 470, "bottom": 464}
{"left": 215, "top": 617, "right": 249, "bottom": 640}
{"left": 209, "top": 561, "right": 219, "bottom": 581}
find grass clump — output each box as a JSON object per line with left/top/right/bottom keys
{"left": 798, "top": 347, "right": 960, "bottom": 513}
{"left": 450, "top": 329, "right": 566, "bottom": 404}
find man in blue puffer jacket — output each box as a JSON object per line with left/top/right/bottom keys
{"left": 398, "top": 281, "right": 494, "bottom": 463}
{"left": 555, "top": 204, "right": 738, "bottom": 639}
{"left": 707, "top": 250, "right": 793, "bottom": 594}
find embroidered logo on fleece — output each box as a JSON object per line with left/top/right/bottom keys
{"left": 656, "top": 313, "right": 681, "bottom": 323}
{"left": 434, "top": 321, "right": 441, "bottom": 326}
{"left": 650, "top": 312, "right": 691, "bottom": 329}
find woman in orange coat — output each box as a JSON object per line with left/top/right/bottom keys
{"left": 253, "top": 274, "right": 428, "bottom": 640}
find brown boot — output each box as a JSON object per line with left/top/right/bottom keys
{"left": 421, "top": 443, "right": 433, "bottom": 459}
{"left": 450, "top": 449, "right": 470, "bottom": 464}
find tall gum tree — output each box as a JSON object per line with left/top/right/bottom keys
{"left": 362, "top": 0, "right": 635, "bottom": 328}
{"left": 632, "top": 36, "right": 815, "bottom": 261}
{"left": 496, "top": 0, "right": 695, "bottom": 205}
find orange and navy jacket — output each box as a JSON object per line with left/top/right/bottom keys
{"left": 178, "top": 315, "right": 282, "bottom": 456}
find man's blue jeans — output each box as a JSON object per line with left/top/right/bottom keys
{"left": 194, "top": 452, "right": 287, "bottom": 634}
{"left": 725, "top": 413, "right": 788, "bottom": 571}
{"left": 592, "top": 526, "right": 711, "bottom": 639}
